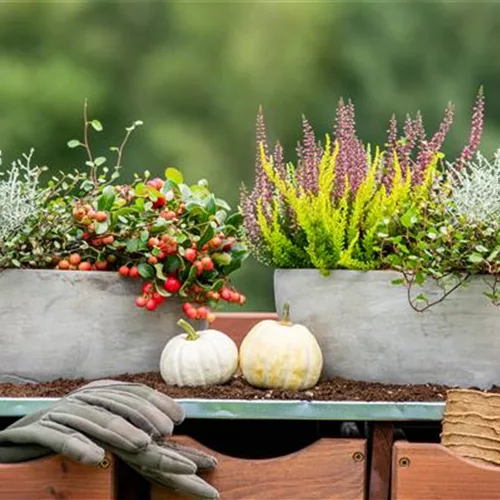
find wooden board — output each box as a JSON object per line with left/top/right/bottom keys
{"left": 369, "top": 422, "right": 393, "bottom": 500}
{"left": 392, "top": 441, "right": 500, "bottom": 499}
{"left": 152, "top": 436, "right": 366, "bottom": 500}
{"left": 212, "top": 313, "right": 277, "bottom": 348}
{"left": 0, "top": 454, "right": 114, "bottom": 500}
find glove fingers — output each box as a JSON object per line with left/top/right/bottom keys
{"left": 0, "top": 444, "right": 53, "bottom": 463}
{"left": 114, "top": 443, "right": 196, "bottom": 475}
{"left": 104, "top": 385, "right": 185, "bottom": 424}
{"left": 72, "top": 381, "right": 185, "bottom": 424}
{"left": 72, "top": 391, "right": 174, "bottom": 437}
{"left": 0, "top": 422, "right": 105, "bottom": 466}
{"left": 46, "top": 403, "right": 150, "bottom": 452}
{"left": 142, "top": 468, "right": 220, "bottom": 500}
{"left": 162, "top": 441, "right": 218, "bottom": 471}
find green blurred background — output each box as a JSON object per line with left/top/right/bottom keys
{"left": 0, "top": 1, "right": 498, "bottom": 311}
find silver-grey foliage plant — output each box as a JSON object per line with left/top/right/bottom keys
{"left": 449, "top": 151, "right": 500, "bottom": 224}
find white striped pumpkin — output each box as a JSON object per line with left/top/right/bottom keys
{"left": 239, "top": 304, "right": 323, "bottom": 391}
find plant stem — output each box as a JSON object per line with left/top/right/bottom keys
{"left": 83, "top": 99, "right": 97, "bottom": 188}
{"left": 280, "top": 301, "right": 292, "bottom": 326}
{"left": 177, "top": 318, "right": 200, "bottom": 341}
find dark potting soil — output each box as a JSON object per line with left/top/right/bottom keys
{"left": 0, "top": 371, "right": 471, "bottom": 401}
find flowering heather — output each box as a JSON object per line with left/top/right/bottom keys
{"left": 240, "top": 90, "right": 485, "bottom": 266}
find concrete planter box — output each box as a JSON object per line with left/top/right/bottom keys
{"left": 0, "top": 270, "right": 192, "bottom": 383}
{"left": 274, "top": 269, "right": 500, "bottom": 389}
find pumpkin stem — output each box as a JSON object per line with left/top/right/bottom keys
{"left": 177, "top": 319, "right": 200, "bottom": 341}
{"left": 280, "top": 301, "right": 293, "bottom": 326}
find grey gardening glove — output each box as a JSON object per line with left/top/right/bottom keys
{"left": 0, "top": 381, "right": 219, "bottom": 499}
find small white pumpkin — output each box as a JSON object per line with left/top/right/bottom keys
{"left": 160, "top": 319, "right": 239, "bottom": 387}
{"left": 239, "top": 303, "right": 323, "bottom": 391}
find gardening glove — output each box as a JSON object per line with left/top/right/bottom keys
{"left": 0, "top": 381, "right": 220, "bottom": 499}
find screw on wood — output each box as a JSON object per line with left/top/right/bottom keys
{"left": 352, "top": 451, "right": 365, "bottom": 462}
{"left": 399, "top": 457, "right": 411, "bottom": 468}
{"left": 99, "top": 457, "right": 111, "bottom": 469}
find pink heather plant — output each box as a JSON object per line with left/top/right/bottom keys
{"left": 240, "top": 90, "right": 485, "bottom": 265}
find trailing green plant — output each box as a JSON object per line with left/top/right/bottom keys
{"left": 0, "top": 103, "right": 248, "bottom": 321}
{"left": 380, "top": 154, "right": 500, "bottom": 310}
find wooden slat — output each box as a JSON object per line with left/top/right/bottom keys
{"left": 212, "top": 312, "right": 277, "bottom": 348}
{"left": 392, "top": 441, "right": 500, "bottom": 499}
{"left": 0, "top": 454, "right": 114, "bottom": 500}
{"left": 369, "top": 422, "right": 394, "bottom": 500}
{"left": 152, "top": 435, "right": 366, "bottom": 500}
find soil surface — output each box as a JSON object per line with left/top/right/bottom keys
{"left": 0, "top": 372, "right": 481, "bottom": 401}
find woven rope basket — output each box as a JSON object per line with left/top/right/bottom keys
{"left": 442, "top": 389, "right": 500, "bottom": 466}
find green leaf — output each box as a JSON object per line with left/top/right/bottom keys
{"left": 215, "top": 198, "right": 231, "bottom": 211}
{"left": 400, "top": 207, "right": 418, "bottom": 229}
{"left": 204, "top": 195, "right": 216, "bottom": 215}
{"left": 135, "top": 183, "right": 148, "bottom": 196}
{"left": 415, "top": 293, "right": 428, "bottom": 303}
{"left": 154, "top": 263, "right": 168, "bottom": 280}
{"left": 94, "top": 156, "right": 107, "bottom": 167}
{"left": 198, "top": 225, "right": 215, "bottom": 248}
{"left": 225, "top": 213, "right": 243, "bottom": 227}
{"left": 150, "top": 218, "right": 168, "bottom": 233}
{"left": 487, "top": 248, "right": 499, "bottom": 262}
{"left": 140, "top": 230, "right": 149, "bottom": 242}
{"left": 391, "top": 278, "right": 404, "bottom": 285}
{"left": 138, "top": 263, "right": 155, "bottom": 280}
{"left": 97, "top": 185, "right": 116, "bottom": 211}
{"left": 475, "top": 245, "right": 489, "bottom": 253}
{"left": 11, "top": 259, "right": 21, "bottom": 267}
{"left": 468, "top": 253, "right": 484, "bottom": 264}
{"left": 90, "top": 120, "right": 103, "bottom": 131}
{"left": 67, "top": 139, "right": 81, "bottom": 148}
{"left": 126, "top": 239, "right": 139, "bottom": 253}
{"left": 164, "top": 168, "right": 183, "bottom": 184}
{"left": 95, "top": 221, "right": 109, "bottom": 235}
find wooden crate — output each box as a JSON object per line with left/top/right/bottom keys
{"left": 0, "top": 454, "right": 114, "bottom": 500}
{"left": 392, "top": 441, "right": 500, "bottom": 499}
{"left": 152, "top": 436, "right": 367, "bottom": 500}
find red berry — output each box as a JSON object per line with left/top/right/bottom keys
{"left": 107, "top": 254, "right": 117, "bottom": 264}
{"left": 223, "top": 237, "right": 235, "bottom": 251}
{"left": 152, "top": 196, "right": 166, "bottom": 209}
{"left": 148, "top": 256, "right": 158, "bottom": 265}
{"left": 147, "top": 178, "right": 164, "bottom": 190}
{"left": 182, "top": 303, "right": 192, "bottom": 315}
{"left": 207, "top": 291, "right": 220, "bottom": 301}
{"left": 160, "top": 210, "right": 176, "bottom": 220}
{"left": 129, "top": 266, "right": 140, "bottom": 278}
{"left": 220, "top": 287, "right": 231, "bottom": 301}
{"left": 209, "top": 236, "right": 222, "bottom": 249}
{"left": 230, "top": 292, "right": 240, "bottom": 303}
{"left": 193, "top": 260, "right": 203, "bottom": 276}
{"left": 95, "top": 260, "right": 108, "bottom": 271}
{"left": 78, "top": 261, "right": 92, "bottom": 271}
{"left": 201, "top": 256, "right": 214, "bottom": 272}
{"left": 184, "top": 248, "right": 197, "bottom": 262}
{"left": 118, "top": 265, "right": 130, "bottom": 277}
{"left": 95, "top": 211, "right": 107, "bottom": 222}
{"left": 239, "top": 294, "right": 247, "bottom": 305}
{"left": 58, "top": 260, "right": 70, "bottom": 270}
{"left": 157, "top": 251, "right": 167, "bottom": 260}
{"left": 135, "top": 296, "right": 147, "bottom": 308}
{"left": 69, "top": 253, "right": 81, "bottom": 266}
{"left": 146, "top": 299, "right": 157, "bottom": 311}
{"left": 82, "top": 232, "right": 90, "bottom": 239}
{"left": 197, "top": 306, "right": 209, "bottom": 320}
{"left": 185, "top": 307, "right": 197, "bottom": 319}
{"left": 142, "top": 282, "right": 154, "bottom": 294}
{"left": 164, "top": 277, "right": 181, "bottom": 294}
{"left": 207, "top": 312, "right": 216, "bottom": 324}
{"left": 148, "top": 237, "right": 160, "bottom": 248}
{"left": 102, "top": 235, "right": 115, "bottom": 245}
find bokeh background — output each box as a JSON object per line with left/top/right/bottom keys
{"left": 0, "top": 1, "right": 498, "bottom": 311}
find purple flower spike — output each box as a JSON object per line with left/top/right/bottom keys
{"left": 455, "top": 86, "right": 484, "bottom": 170}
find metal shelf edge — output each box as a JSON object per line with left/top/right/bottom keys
{"left": 0, "top": 398, "right": 445, "bottom": 421}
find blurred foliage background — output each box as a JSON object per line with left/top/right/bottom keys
{"left": 0, "top": 1, "right": 498, "bottom": 311}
